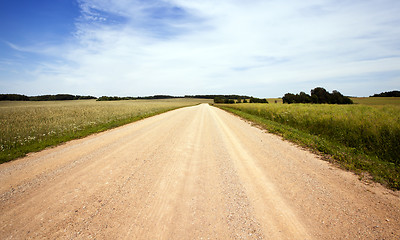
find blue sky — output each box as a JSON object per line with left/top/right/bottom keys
{"left": 1, "top": 0, "right": 400, "bottom": 97}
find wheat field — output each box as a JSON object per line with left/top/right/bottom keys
{"left": 0, "top": 98, "right": 211, "bottom": 163}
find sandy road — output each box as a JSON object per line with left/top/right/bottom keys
{"left": 0, "top": 104, "right": 399, "bottom": 239}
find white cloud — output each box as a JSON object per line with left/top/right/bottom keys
{"left": 4, "top": 0, "right": 400, "bottom": 97}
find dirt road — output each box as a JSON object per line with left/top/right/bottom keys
{"left": 1, "top": 104, "right": 399, "bottom": 239}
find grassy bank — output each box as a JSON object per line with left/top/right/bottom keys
{"left": 0, "top": 98, "right": 211, "bottom": 163}
{"left": 216, "top": 102, "right": 400, "bottom": 190}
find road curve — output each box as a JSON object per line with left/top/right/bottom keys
{"left": 0, "top": 104, "right": 399, "bottom": 239}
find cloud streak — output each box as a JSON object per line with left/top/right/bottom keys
{"left": 2, "top": 0, "right": 400, "bottom": 97}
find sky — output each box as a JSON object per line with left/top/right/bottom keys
{"left": 1, "top": 0, "right": 400, "bottom": 97}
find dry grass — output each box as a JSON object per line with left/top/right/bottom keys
{"left": 0, "top": 98, "right": 211, "bottom": 163}
{"left": 351, "top": 97, "right": 400, "bottom": 105}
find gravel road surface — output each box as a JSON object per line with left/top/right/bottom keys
{"left": 1, "top": 104, "right": 399, "bottom": 239}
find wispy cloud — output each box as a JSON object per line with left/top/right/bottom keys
{"left": 2, "top": 0, "right": 400, "bottom": 96}
{"left": 4, "top": 41, "right": 27, "bottom": 52}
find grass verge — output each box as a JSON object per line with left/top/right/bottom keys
{"left": 1, "top": 110, "right": 168, "bottom": 163}
{"left": 0, "top": 99, "right": 211, "bottom": 164}
{"left": 217, "top": 105, "right": 400, "bottom": 190}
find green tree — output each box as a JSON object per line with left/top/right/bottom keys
{"left": 311, "top": 87, "right": 330, "bottom": 104}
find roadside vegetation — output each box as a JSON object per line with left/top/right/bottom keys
{"left": 0, "top": 98, "right": 211, "bottom": 163}
{"left": 216, "top": 97, "right": 400, "bottom": 190}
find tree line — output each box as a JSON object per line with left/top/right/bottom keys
{"left": 213, "top": 97, "right": 268, "bottom": 104}
{"left": 97, "top": 95, "right": 189, "bottom": 101}
{"left": 282, "top": 87, "right": 353, "bottom": 104}
{"left": 3, "top": 90, "right": 396, "bottom": 103}
{"left": 371, "top": 90, "right": 400, "bottom": 97}
{"left": 187, "top": 94, "right": 251, "bottom": 100}
{"left": 0, "top": 94, "right": 96, "bottom": 101}
{"left": 97, "top": 94, "right": 256, "bottom": 102}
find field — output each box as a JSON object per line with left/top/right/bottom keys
{"left": 2, "top": 96, "right": 399, "bottom": 189}
{"left": 266, "top": 98, "right": 283, "bottom": 104}
{"left": 351, "top": 97, "right": 400, "bottom": 105}
{"left": 216, "top": 97, "right": 400, "bottom": 189}
{"left": 2, "top": 103, "right": 400, "bottom": 239}
{"left": 0, "top": 98, "right": 211, "bottom": 163}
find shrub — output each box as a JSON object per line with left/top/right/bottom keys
{"left": 283, "top": 87, "right": 352, "bottom": 104}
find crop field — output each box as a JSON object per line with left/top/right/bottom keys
{"left": 351, "top": 97, "right": 400, "bottom": 105}
{"left": 217, "top": 98, "right": 400, "bottom": 189}
{"left": 0, "top": 98, "right": 211, "bottom": 163}
{"left": 266, "top": 98, "right": 283, "bottom": 104}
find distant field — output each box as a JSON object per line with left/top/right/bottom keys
{"left": 216, "top": 98, "right": 400, "bottom": 189}
{"left": 266, "top": 98, "right": 283, "bottom": 104}
{"left": 0, "top": 98, "right": 211, "bottom": 163}
{"left": 351, "top": 97, "right": 400, "bottom": 105}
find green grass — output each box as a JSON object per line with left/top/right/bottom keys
{"left": 216, "top": 101, "right": 400, "bottom": 190}
{"left": 0, "top": 98, "right": 211, "bottom": 163}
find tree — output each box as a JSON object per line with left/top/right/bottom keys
{"left": 371, "top": 90, "right": 400, "bottom": 97}
{"left": 282, "top": 93, "right": 296, "bottom": 104}
{"left": 330, "top": 90, "right": 351, "bottom": 104}
{"left": 214, "top": 97, "right": 224, "bottom": 103}
{"left": 298, "top": 92, "right": 312, "bottom": 103}
{"left": 249, "top": 97, "right": 268, "bottom": 103}
{"left": 311, "top": 87, "right": 330, "bottom": 104}
{"left": 224, "top": 99, "right": 235, "bottom": 104}
{"left": 283, "top": 88, "right": 352, "bottom": 104}
{"left": 0, "top": 94, "right": 29, "bottom": 101}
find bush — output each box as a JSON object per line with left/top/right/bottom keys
{"left": 371, "top": 91, "right": 400, "bottom": 97}
{"left": 249, "top": 97, "right": 268, "bottom": 103}
{"left": 283, "top": 87, "right": 352, "bottom": 104}
{"left": 224, "top": 99, "right": 235, "bottom": 104}
{"left": 0, "top": 94, "right": 29, "bottom": 101}
{"left": 214, "top": 97, "right": 224, "bottom": 103}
